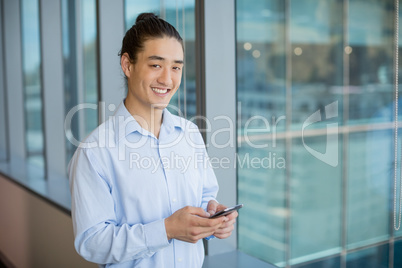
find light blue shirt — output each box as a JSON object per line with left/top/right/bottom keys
{"left": 68, "top": 101, "right": 219, "bottom": 268}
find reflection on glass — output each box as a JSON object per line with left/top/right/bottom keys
{"left": 237, "top": 0, "right": 287, "bottom": 265}
{"left": 291, "top": 135, "right": 342, "bottom": 261}
{"left": 348, "top": 0, "right": 394, "bottom": 125}
{"left": 62, "top": 0, "right": 99, "bottom": 164}
{"left": 237, "top": 0, "right": 398, "bottom": 266}
{"left": 290, "top": 0, "right": 343, "bottom": 130}
{"left": 395, "top": 239, "right": 402, "bottom": 267}
{"left": 396, "top": 2, "right": 402, "bottom": 238}
{"left": 346, "top": 243, "right": 389, "bottom": 268}
{"left": 289, "top": 0, "right": 343, "bottom": 261}
{"left": 237, "top": 140, "right": 286, "bottom": 264}
{"left": 292, "top": 256, "right": 340, "bottom": 268}
{"left": 82, "top": 0, "right": 99, "bottom": 135}
{"left": 347, "top": 131, "right": 390, "bottom": 248}
{"left": 62, "top": 0, "right": 78, "bottom": 163}
{"left": 124, "top": 0, "right": 196, "bottom": 119}
{"left": 21, "top": 0, "right": 45, "bottom": 168}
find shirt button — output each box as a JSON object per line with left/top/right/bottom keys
{"left": 178, "top": 258, "right": 182, "bottom": 262}
{"left": 172, "top": 198, "right": 177, "bottom": 203}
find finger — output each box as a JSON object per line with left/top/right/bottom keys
{"left": 189, "top": 218, "right": 226, "bottom": 240}
{"left": 217, "top": 218, "right": 235, "bottom": 229}
{"left": 214, "top": 225, "right": 234, "bottom": 238}
{"left": 214, "top": 232, "right": 232, "bottom": 239}
{"left": 216, "top": 204, "right": 228, "bottom": 213}
{"left": 214, "top": 227, "right": 234, "bottom": 236}
{"left": 207, "top": 200, "right": 219, "bottom": 215}
{"left": 225, "top": 211, "right": 238, "bottom": 221}
{"left": 187, "top": 206, "right": 210, "bottom": 218}
{"left": 195, "top": 215, "right": 226, "bottom": 230}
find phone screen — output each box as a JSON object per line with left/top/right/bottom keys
{"left": 209, "top": 204, "right": 243, "bottom": 219}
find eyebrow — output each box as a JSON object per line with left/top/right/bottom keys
{"left": 148, "top": 55, "right": 184, "bottom": 65}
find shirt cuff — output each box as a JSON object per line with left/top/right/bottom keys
{"left": 143, "top": 219, "right": 170, "bottom": 252}
{"left": 204, "top": 235, "right": 215, "bottom": 240}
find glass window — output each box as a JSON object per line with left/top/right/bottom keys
{"left": 396, "top": 3, "right": 402, "bottom": 239}
{"left": 21, "top": 0, "right": 45, "bottom": 168}
{"left": 346, "top": 244, "right": 389, "bottom": 268}
{"left": 237, "top": 0, "right": 398, "bottom": 266}
{"left": 289, "top": 0, "right": 343, "bottom": 262}
{"left": 124, "top": 0, "right": 196, "bottom": 119}
{"left": 292, "top": 256, "right": 340, "bottom": 268}
{"left": 236, "top": 0, "right": 287, "bottom": 265}
{"left": 347, "top": 131, "right": 390, "bottom": 248}
{"left": 346, "top": 0, "right": 395, "bottom": 248}
{"left": 347, "top": 0, "right": 393, "bottom": 126}
{"left": 290, "top": 135, "right": 342, "bottom": 261}
{"left": 290, "top": 0, "right": 344, "bottom": 130}
{"left": 395, "top": 239, "right": 402, "bottom": 267}
{"left": 62, "top": 0, "right": 99, "bottom": 163}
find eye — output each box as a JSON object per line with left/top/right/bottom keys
{"left": 151, "top": 64, "right": 161, "bottom": 68}
{"left": 173, "top": 66, "right": 181, "bottom": 71}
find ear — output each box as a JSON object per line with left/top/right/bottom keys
{"left": 121, "top": 53, "right": 132, "bottom": 78}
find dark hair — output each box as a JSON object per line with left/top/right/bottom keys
{"left": 119, "top": 12, "right": 183, "bottom": 64}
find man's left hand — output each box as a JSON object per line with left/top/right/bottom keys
{"left": 206, "top": 200, "right": 238, "bottom": 239}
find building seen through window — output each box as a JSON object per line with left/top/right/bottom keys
{"left": 21, "top": 0, "right": 45, "bottom": 169}
{"left": 237, "top": 0, "right": 399, "bottom": 267}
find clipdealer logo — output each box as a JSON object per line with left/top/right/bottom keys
{"left": 302, "top": 101, "right": 339, "bottom": 167}
{"left": 64, "top": 101, "right": 339, "bottom": 168}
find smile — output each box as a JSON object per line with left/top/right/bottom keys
{"left": 151, "top": 87, "right": 170, "bottom": 94}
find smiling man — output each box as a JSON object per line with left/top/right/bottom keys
{"left": 68, "top": 13, "right": 237, "bottom": 268}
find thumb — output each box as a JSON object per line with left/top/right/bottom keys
{"left": 190, "top": 207, "right": 210, "bottom": 218}
{"left": 207, "top": 200, "right": 219, "bottom": 215}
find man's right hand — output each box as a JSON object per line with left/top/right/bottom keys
{"left": 164, "top": 206, "right": 227, "bottom": 243}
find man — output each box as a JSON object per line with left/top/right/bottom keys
{"left": 68, "top": 13, "right": 238, "bottom": 267}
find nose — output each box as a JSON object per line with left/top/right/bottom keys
{"left": 157, "top": 68, "right": 172, "bottom": 86}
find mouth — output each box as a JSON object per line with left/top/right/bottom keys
{"left": 151, "top": 87, "right": 171, "bottom": 96}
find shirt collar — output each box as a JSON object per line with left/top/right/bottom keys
{"left": 161, "top": 108, "right": 185, "bottom": 134}
{"left": 113, "top": 100, "right": 185, "bottom": 143}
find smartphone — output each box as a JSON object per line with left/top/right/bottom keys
{"left": 209, "top": 204, "right": 243, "bottom": 219}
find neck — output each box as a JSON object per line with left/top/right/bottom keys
{"left": 124, "top": 98, "right": 164, "bottom": 138}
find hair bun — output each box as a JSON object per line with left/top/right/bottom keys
{"left": 136, "top": 13, "right": 158, "bottom": 24}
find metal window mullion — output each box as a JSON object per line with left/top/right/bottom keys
{"left": 204, "top": 0, "right": 237, "bottom": 255}
{"left": 195, "top": 0, "right": 206, "bottom": 134}
{"left": 3, "top": 0, "right": 25, "bottom": 160}
{"left": 75, "top": 0, "right": 86, "bottom": 141}
{"left": 389, "top": 2, "right": 399, "bottom": 267}
{"left": 0, "top": 0, "right": 9, "bottom": 161}
{"left": 97, "top": 0, "right": 125, "bottom": 122}
{"left": 182, "top": 1, "right": 187, "bottom": 118}
{"left": 285, "top": 0, "right": 292, "bottom": 266}
{"left": 39, "top": 0, "right": 67, "bottom": 177}
{"left": 341, "top": 0, "right": 349, "bottom": 267}
{"left": 175, "top": 0, "right": 181, "bottom": 113}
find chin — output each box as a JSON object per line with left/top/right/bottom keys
{"left": 151, "top": 103, "right": 169, "bottom": 110}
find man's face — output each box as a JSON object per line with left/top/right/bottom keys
{"left": 126, "top": 37, "right": 184, "bottom": 113}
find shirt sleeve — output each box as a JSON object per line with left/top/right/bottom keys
{"left": 200, "top": 152, "right": 219, "bottom": 211}
{"left": 193, "top": 131, "right": 219, "bottom": 212}
{"left": 68, "top": 148, "right": 170, "bottom": 264}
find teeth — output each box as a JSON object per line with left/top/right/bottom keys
{"left": 152, "top": 87, "right": 168, "bottom": 94}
